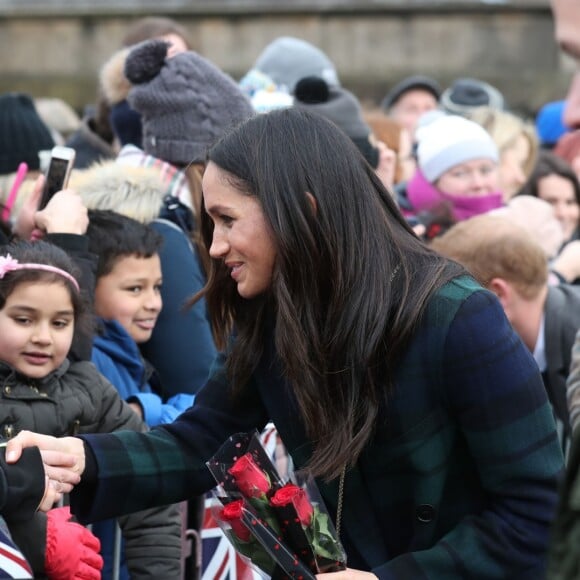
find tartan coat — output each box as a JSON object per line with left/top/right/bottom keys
{"left": 72, "top": 276, "right": 564, "bottom": 579}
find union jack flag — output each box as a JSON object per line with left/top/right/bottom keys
{"left": 0, "top": 527, "right": 33, "bottom": 579}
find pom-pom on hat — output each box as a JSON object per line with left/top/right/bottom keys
{"left": 251, "top": 36, "right": 339, "bottom": 93}
{"left": 294, "top": 76, "right": 378, "bottom": 168}
{"left": 0, "top": 93, "right": 55, "bottom": 175}
{"left": 416, "top": 114, "right": 499, "bottom": 183}
{"left": 440, "top": 77, "right": 505, "bottom": 117}
{"left": 124, "top": 39, "right": 254, "bottom": 165}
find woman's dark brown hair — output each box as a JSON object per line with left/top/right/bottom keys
{"left": 201, "top": 108, "right": 463, "bottom": 480}
{"left": 519, "top": 149, "right": 580, "bottom": 209}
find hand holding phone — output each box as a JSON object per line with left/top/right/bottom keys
{"left": 38, "top": 146, "right": 76, "bottom": 210}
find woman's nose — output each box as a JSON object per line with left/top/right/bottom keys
{"left": 209, "top": 230, "right": 228, "bottom": 258}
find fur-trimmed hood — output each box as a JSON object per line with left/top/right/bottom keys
{"left": 100, "top": 47, "right": 132, "bottom": 106}
{"left": 71, "top": 160, "right": 166, "bottom": 223}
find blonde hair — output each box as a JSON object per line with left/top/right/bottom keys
{"left": 431, "top": 214, "right": 548, "bottom": 300}
{"left": 469, "top": 106, "right": 539, "bottom": 180}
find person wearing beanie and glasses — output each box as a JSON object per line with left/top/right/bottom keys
{"left": 381, "top": 74, "right": 441, "bottom": 138}
{"left": 399, "top": 114, "right": 503, "bottom": 239}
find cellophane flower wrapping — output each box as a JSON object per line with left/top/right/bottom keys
{"left": 207, "top": 431, "right": 347, "bottom": 579}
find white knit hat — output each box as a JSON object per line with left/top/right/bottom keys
{"left": 416, "top": 114, "right": 499, "bottom": 183}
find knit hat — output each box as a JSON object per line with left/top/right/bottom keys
{"left": 250, "top": 36, "right": 339, "bottom": 93}
{"left": 294, "top": 76, "right": 379, "bottom": 168}
{"left": 440, "top": 78, "right": 505, "bottom": 116}
{"left": 381, "top": 75, "right": 441, "bottom": 110}
{"left": 0, "top": 93, "right": 55, "bottom": 175}
{"left": 536, "top": 100, "right": 569, "bottom": 148}
{"left": 416, "top": 114, "right": 499, "bottom": 182}
{"left": 124, "top": 40, "right": 254, "bottom": 165}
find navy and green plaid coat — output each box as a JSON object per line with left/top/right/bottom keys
{"left": 72, "top": 276, "right": 563, "bottom": 579}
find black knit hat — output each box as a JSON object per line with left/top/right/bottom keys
{"left": 381, "top": 75, "right": 441, "bottom": 110}
{"left": 440, "top": 77, "right": 505, "bottom": 116}
{"left": 0, "top": 93, "right": 55, "bottom": 174}
{"left": 294, "top": 76, "right": 379, "bottom": 168}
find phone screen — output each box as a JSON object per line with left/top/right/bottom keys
{"left": 39, "top": 157, "right": 71, "bottom": 210}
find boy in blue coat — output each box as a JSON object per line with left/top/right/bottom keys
{"left": 87, "top": 209, "right": 194, "bottom": 425}
{"left": 86, "top": 209, "right": 193, "bottom": 580}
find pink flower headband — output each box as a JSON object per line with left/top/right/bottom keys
{"left": 0, "top": 254, "right": 79, "bottom": 292}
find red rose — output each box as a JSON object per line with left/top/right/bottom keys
{"left": 270, "top": 483, "right": 314, "bottom": 526}
{"left": 220, "top": 500, "right": 251, "bottom": 542}
{"left": 228, "top": 453, "right": 271, "bottom": 498}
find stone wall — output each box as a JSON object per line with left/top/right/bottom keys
{"left": 0, "top": 1, "right": 572, "bottom": 115}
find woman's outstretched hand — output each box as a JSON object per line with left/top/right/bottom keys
{"left": 5, "top": 430, "right": 85, "bottom": 494}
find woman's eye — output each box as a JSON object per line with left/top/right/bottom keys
{"left": 126, "top": 286, "right": 142, "bottom": 294}
{"left": 53, "top": 320, "right": 71, "bottom": 329}
{"left": 220, "top": 214, "right": 234, "bottom": 225}
{"left": 14, "top": 317, "right": 30, "bottom": 325}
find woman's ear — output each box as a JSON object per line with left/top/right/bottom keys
{"left": 305, "top": 192, "right": 317, "bottom": 216}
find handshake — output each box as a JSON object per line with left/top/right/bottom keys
{"left": 5, "top": 430, "right": 86, "bottom": 507}
{"left": 3, "top": 431, "right": 102, "bottom": 579}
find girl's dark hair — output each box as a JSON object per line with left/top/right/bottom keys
{"left": 202, "top": 108, "right": 463, "bottom": 480}
{"left": 0, "top": 240, "right": 87, "bottom": 327}
{"left": 86, "top": 209, "right": 163, "bottom": 279}
{"left": 519, "top": 150, "right": 580, "bottom": 208}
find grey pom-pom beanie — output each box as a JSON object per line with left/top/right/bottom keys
{"left": 125, "top": 39, "right": 254, "bottom": 165}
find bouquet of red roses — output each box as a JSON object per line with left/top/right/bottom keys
{"left": 207, "top": 431, "right": 346, "bottom": 579}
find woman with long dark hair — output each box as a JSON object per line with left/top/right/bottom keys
{"left": 7, "top": 108, "right": 563, "bottom": 579}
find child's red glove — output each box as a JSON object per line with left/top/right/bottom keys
{"left": 44, "top": 506, "right": 103, "bottom": 580}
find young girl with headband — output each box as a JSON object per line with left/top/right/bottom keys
{"left": 0, "top": 240, "right": 182, "bottom": 579}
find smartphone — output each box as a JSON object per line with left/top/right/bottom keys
{"left": 38, "top": 146, "right": 76, "bottom": 210}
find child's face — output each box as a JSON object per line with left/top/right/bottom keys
{"left": 0, "top": 281, "right": 74, "bottom": 379}
{"left": 94, "top": 254, "right": 162, "bottom": 344}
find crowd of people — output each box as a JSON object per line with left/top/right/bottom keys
{"left": 0, "top": 0, "right": 580, "bottom": 578}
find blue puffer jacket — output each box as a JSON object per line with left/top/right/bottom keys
{"left": 92, "top": 319, "right": 194, "bottom": 427}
